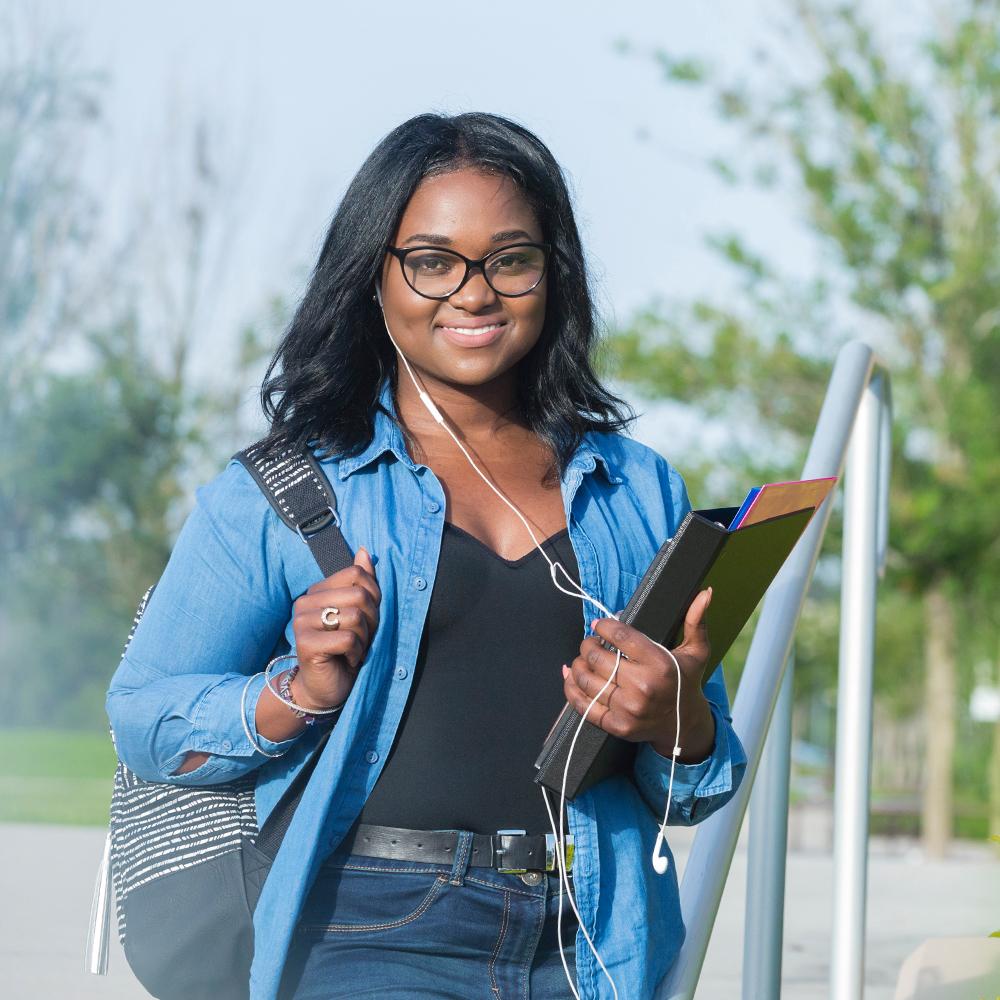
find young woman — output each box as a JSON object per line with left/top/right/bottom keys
{"left": 107, "top": 112, "right": 746, "bottom": 1000}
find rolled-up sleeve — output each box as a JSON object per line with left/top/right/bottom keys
{"left": 632, "top": 663, "right": 747, "bottom": 826}
{"left": 106, "top": 460, "right": 304, "bottom": 785}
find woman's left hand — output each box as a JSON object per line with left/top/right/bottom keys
{"left": 562, "top": 587, "right": 717, "bottom": 762}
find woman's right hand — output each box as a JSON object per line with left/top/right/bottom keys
{"left": 289, "top": 547, "right": 381, "bottom": 711}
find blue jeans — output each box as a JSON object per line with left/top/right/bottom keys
{"left": 278, "top": 831, "right": 579, "bottom": 999}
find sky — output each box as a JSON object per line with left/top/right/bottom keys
{"left": 38, "top": 0, "right": 826, "bottom": 454}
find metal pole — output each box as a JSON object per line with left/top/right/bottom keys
{"left": 657, "top": 340, "right": 879, "bottom": 1000}
{"left": 829, "top": 373, "right": 885, "bottom": 1000}
{"left": 743, "top": 655, "right": 795, "bottom": 1000}
{"left": 742, "top": 653, "right": 794, "bottom": 999}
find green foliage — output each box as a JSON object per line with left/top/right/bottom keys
{"left": 610, "top": 0, "right": 1000, "bottom": 824}
{"left": 652, "top": 50, "right": 708, "bottom": 84}
{"left": 0, "top": 20, "right": 287, "bottom": 732}
{"left": 0, "top": 330, "right": 194, "bottom": 726}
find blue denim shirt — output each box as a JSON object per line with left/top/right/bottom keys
{"left": 107, "top": 382, "right": 746, "bottom": 1000}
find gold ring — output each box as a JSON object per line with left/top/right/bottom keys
{"left": 320, "top": 607, "right": 340, "bottom": 630}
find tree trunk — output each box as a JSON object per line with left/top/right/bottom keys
{"left": 921, "top": 580, "right": 956, "bottom": 858}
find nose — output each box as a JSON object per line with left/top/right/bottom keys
{"left": 447, "top": 265, "right": 499, "bottom": 312}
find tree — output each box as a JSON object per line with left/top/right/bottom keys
{"left": 0, "top": 15, "right": 280, "bottom": 729}
{"left": 609, "top": 0, "right": 1000, "bottom": 855}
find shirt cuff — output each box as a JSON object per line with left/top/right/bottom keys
{"left": 191, "top": 671, "right": 304, "bottom": 759}
{"left": 633, "top": 700, "right": 745, "bottom": 825}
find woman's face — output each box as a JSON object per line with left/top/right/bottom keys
{"left": 379, "top": 167, "right": 548, "bottom": 397}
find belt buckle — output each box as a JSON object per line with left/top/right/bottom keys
{"left": 494, "top": 830, "right": 574, "bottom": 875}
{"left": 545, "top": 832, "right": 575, "bottom": 874}
{"left": 494, "top": 829, "right": 528, "bottom": 874}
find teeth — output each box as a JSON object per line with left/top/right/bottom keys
{"left": 440, "top": 324, "right": 503, "bottom": 335}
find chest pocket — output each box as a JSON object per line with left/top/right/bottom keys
{"left": 616, "top": 570, "right": 644, "bottom": 617}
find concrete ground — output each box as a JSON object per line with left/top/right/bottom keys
{"left": 0, "top": 821, "right": 994, "bottom": 999}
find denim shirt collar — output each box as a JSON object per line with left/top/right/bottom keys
{"left": 334, "top": 382, "right": 419, "bottom": 481}
{"left": 334, "top": 380, "right": 622, "bottom": 485}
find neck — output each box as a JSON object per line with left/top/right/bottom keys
{"left": 392, "top": 367, "right": 525, "bottom": 446}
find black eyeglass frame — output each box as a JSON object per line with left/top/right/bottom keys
{"left": 385, "top": 242, "right": 552, "bottom": 299}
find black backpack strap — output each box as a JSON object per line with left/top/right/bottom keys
{"left": 232, "top": 437, "right": 355, "bottom": 858}
{"left": 234, "top": 438, "right": 353, "bottom": 579}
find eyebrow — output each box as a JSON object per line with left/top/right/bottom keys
{"left": 401, "top": 229, "right": 535, "bottom": 246}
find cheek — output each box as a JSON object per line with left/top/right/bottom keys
{"left": 382, "top": 273, "right": 438, "bottom": 332}
{"left": 512, "top": 286, "right": 547, "bottom": 338}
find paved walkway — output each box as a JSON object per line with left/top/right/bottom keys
{"left": 0, "top": 821, "right": 994, "bottom": 999}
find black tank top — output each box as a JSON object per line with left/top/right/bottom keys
{"left": 357, "top": 521, "right": 583, "bottom": 835}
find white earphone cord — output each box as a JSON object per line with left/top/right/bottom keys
{"left": 379, "top": 300, "right": 683, "bottom": 1000}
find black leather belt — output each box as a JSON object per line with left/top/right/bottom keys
{"left": 331, "top": 823, "right": 575, "bottom": 875}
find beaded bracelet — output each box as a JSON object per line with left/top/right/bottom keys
{"left": 263, "top": 653, "right": 346, "bottom": 721}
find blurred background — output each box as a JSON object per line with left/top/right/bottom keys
{"left": 2, "top": 0, "right": 998, "bottom": 996}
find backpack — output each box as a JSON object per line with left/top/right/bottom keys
{"left": 86, "top": 440, "right": 352, "bottom": 1000}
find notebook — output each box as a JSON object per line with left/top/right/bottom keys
{"left": 533, "top": 477, "right": 835, "bottom": 799}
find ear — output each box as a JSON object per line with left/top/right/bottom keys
{"left": 374, "top": 280, "right": 383, "bottom": 307}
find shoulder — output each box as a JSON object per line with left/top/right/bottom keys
{"left": 182, "top": 453, "right": 284, "bottom": 558}
{"left": 195, "top": 455, "right": 275, "bottom": 516}
{"left": 585, "top": 431, "right": 691, "bottom": 520}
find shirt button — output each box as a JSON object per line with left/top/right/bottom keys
{"left": 221, "top": 740, "right": 233, "bottom": 752}
{"left": 365, "top": 750, "right": 380, "bottom": 765}
{"left": 426, "top": 500, "right": 441, "bottom": 513}
{"left": 413, "top": 576, "right": 427, "bottom": 591}
{"left": 395, "top": 666, "right": 408, "bottom": 680}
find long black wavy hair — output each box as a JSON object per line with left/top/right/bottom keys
{"left": 259, "top": 112, "right": 634, "bottom": 473}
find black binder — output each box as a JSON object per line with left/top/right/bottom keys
{"left": 534, "top": 503, "right": 815, "bottom": 799}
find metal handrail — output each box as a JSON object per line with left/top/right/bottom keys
{"left": 656, "top": 339, "right": 891, "bottom": 1000}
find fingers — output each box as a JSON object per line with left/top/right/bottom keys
{"left": 306, "top": 548, "right": 381, "bottom": 608}
{"left": 311, "top": 604, "right": 370, "bottom": 644}
{"left": 562, "top": 663, "right": 630, "bottom": 739}
{"left": 589, "top": 617, "right": 658, "bottom": 662}
{"left": 591, "top": 588, "right": 713, "bottom": 662}
{"left": 312, "top": 627, "right": 368, "bottom": 670}
{"left": 576, "top": 635, "right": 629, "bottom": 684}
{"left": 564, "top": 655, "right": 619, "bottom": 713}
{"left": 293, "top": 548, "right": 382, "bottom": 674}
{"left": 679, "top": 587, "right": 712, "bottom": 660}
{"left": 354, "top": 546, "right": 375, "bottom": 576}
{"left": 566, "top": 590, "right": 715, "bottom": 746}
{"left": 296, "top": 586, "right": 380, "bottom": 637}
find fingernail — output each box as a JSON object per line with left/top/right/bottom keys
{"left": 562, "top": 664, "right": 570, "bottom": 677}
{"left": 591, "top": 618, "right": 600, "bottom": 630}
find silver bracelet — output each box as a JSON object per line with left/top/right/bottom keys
{"left": 263, "top": 654, "right": 346, "bottom": 717}
{"left": 239, "top": 672, "right": 285, "bottom": 759}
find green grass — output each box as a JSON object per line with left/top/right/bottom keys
{"left": 0, "top": 728, "right": 116, "bottom": 826}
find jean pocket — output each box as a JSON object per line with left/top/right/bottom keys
{"left": 297, "top": 864, "right": 448, "bottom": 935}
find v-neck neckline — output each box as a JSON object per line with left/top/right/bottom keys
{"left": 443, "top": 521, "right": 570, "bottom": 568}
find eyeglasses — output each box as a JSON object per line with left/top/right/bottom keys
{"left": 386, "top": 242, "right": 550, "bottom": 299}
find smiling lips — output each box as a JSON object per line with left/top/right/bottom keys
{"left": 435, "top": 320, "right": 508, "bottom": 348}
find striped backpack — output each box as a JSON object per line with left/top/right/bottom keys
{"left": 86, "top": 440, "right": 352, "bottom": 1000}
